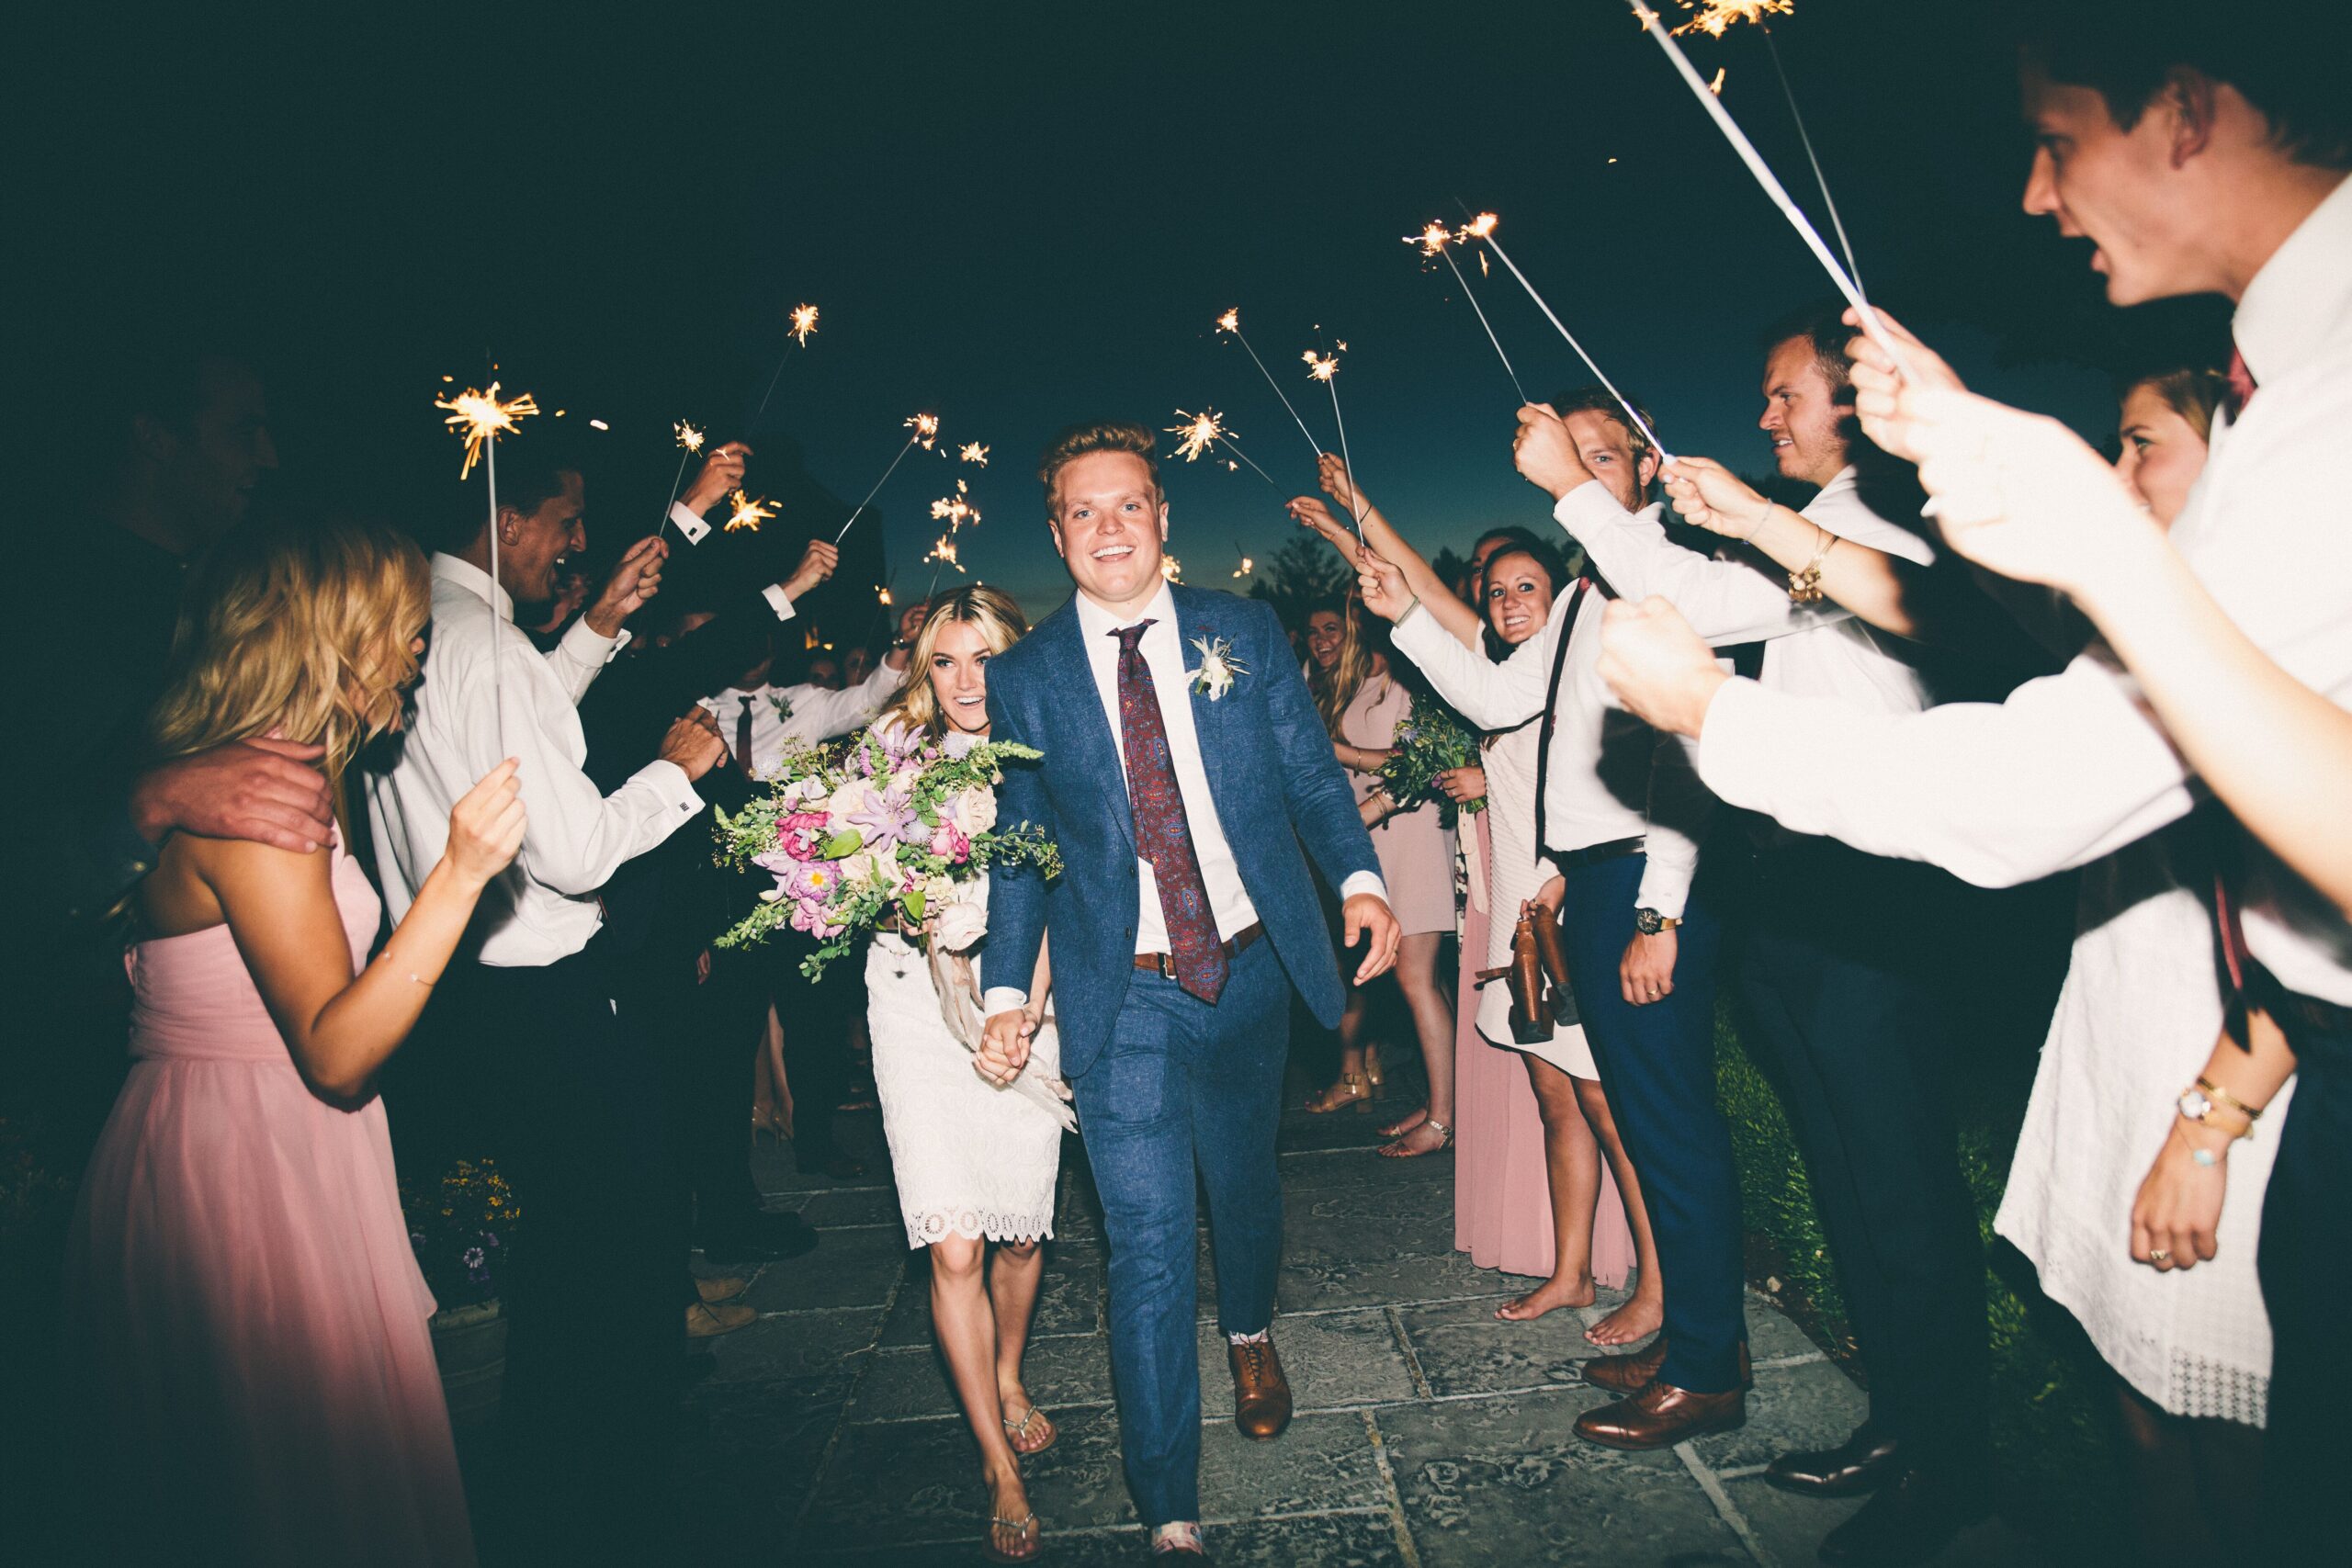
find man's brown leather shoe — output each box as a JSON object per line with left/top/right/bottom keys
{"left": 1229, "top": 1338, "right": 1293, "bottom": 1440}
{"left": 1575, "top": 1380, "right": 1747, "bottom": 1451}
{"left": 1581, "top": 1337, "right": 1750, "bottom": 1395}
{"left": 1765, "top": 1423, "right": 1904, "bottom": 1497}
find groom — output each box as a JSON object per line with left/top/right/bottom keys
{"left": 979, "top": 420, "right": 1401, "bottom": 1555}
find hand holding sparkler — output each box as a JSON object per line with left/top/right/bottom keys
{"left": 1352, "top": 544, "right": 1418, "bottom": 625}
{"left": 1843, "top": 307, "right": 1967, "bottom": 465}
{"left": 1660, "top": 457, "right": 1773, "bottom": 538}
{"left": 1287, "top": 494, "right": 1361, "bottom": 557}
{"left": 680, "top": 440, "right": 752, "bottom": 515}
{"left": 780, "top": 539, "right": 841, "bottom": 603}
{"left": 1512, "top": 404, "right": 1599, "bottom": 502}
{"left": 584, "top": 536, "right": 670, "bottom": 637}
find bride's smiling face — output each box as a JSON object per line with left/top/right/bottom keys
{"left": 1484, "top": 550, "right": 1555, "bottom": 647}
{"left": 928, "top": 616, "right": 995, "bottom": 735}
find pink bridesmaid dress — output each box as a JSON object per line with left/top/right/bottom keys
{"left": 64, "top": 840, "right": 476, "bottom": 1566}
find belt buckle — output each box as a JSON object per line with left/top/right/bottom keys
{"left": 1149, "top": 951, "right": 1176, "bottom": 979}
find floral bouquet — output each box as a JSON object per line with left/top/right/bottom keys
{"left": 1379, "top": 690, "right": 1486, "bottom": 828}
{"left": 712, "top": 727, "right": 1063, "bottom": 983}
{"left": 401, "top": 1156, "right": 518, "bottom": 1310}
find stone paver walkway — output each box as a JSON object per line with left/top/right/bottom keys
{"left": 683, "top": 1073, "right": 2025, "bottom": 1565}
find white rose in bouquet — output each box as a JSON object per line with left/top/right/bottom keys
{"left": 933, "top": 897, "right": 989, "bottom": 953}
{"left": 955, "top": 785, "right": 999, "bottom": 836}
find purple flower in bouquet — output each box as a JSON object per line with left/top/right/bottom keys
{"left": 850, "top": 788, "right": 922, "bottom": 851}
{"left": 858, "top": 723, "right": 932, "bottom": 778}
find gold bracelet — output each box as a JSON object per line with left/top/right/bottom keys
{"left": 2196, "top": 1076, "right": 2265, "bottom": 1122}
{"left": 1788, "top": 525, "right": 1838, "bottom": 605}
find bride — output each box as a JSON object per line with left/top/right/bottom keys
{"left": 864, "top": 584, "right": 1063, "bottom": 1565}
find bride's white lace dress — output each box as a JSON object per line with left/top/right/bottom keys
{"left": 865, "top": 728, "right": 1065, "bottom": 1249}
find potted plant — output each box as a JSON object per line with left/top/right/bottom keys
{"left": 402, "top": 1157, "right": 517, "bottom": 1429}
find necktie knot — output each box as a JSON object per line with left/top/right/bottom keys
{"left": 1112, "top": 620, "right": 1156, "bottom": 653}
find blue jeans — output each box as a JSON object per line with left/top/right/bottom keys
{"left": 1557, "top": 852, "right": 1746, "bottom": 1393}
{"left": 1069, "top": 939, "right": 1289, "bottom": 1528}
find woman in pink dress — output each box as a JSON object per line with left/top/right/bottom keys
{"left": 64, "top": 515, "right": 526, "bottom": 1566}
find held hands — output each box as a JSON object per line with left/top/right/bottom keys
{"left": 977, "top": 1007, "right": 1035, "bottom": 1086}
{"left": 1661, "top": 457, "right": 1770, "bottom": 539}
{"left": 1596, "top": 598, "right": 1727, "bottom": 739}
{"left": 130, "top": 731, "right": 335, "bottom": 853}
{"left": 1436, "top": 765, "right": 1487, "bottom": 804}
{"left": 781, "top": 538, "right": 840, "bottom": 602}
{"left": 1620, "top": 929, "right": 1677, "bottom": 1007}
{"left": 1341, "top": 891, "right": 1403, "bottom": 986}
{"left": 2130, "top": 1119, "right": 2231, "bottom": 1271}
{"left": 1513, "top": 403, "right": 1593, "bottom": 502}
{"left": 680, "top": 442, "right": 752, "bottom": 515}
{"left": 444, "top": 758, "right": 526, "bottom": 891}
{"left": 1354, "top": 546, "right": 1415, "bottom": 623}
{"left": 585, "top": 536, "right": 669, "bottom": 637}
{"left": 661, "top": 705, "right": 729, "bottom": 782}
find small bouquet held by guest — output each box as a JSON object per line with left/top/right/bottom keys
{"left": 712, "top": 728, "right": 1063, "bottom": 980}
{"left": 1378, "top": 691, "right": 1486, "bottom": 827}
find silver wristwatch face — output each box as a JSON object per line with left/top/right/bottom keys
{"left": 2178, "top": 1088, "right": 2214, "bottom": 1122}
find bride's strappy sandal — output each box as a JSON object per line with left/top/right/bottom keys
{"left": 1002, "top": 1403, "right": 1057, "bottom": 1457}
{"left": 983, "top": 1508, "right": 1043, "bottom": 1563}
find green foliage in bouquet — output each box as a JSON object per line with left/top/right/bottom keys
{"left": 1378, "top": 690, "right": 1486, "bottom": 828}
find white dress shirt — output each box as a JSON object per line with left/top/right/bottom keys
{"left": 701, "top": 656, "right": 901, "bottom": 776}
{"left": 1390, "top": 548, "right": 1708, "bottom": 917}
{"left": 981, "top": 581, "right": 1385, "bottom": 1019}
{"left": 1697, "top": 175, "right": 2352, "bottom": 1005}
{"left": 367, "top": 554, "right": 705, "bottom": 968}
{"left": 1556, "top": 467, "right": 1936, "bottom": 715}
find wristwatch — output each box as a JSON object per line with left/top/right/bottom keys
{"left": 1634, "top": 908, "right": 1682, "bottom": 936}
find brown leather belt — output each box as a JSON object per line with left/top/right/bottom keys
{"left": 1135, "top": 921, "right": 1265, "bottom": 977}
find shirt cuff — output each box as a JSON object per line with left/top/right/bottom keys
{"left": 635, "top": 756, "right": 707, "bottom": 818}
{"left": 557, "top": 614, "right": 630, "bottom": 667}
{"left": 1338, "top": 871, "right": 1388, "bottom": 907}
{"left": 761, "top": 583, "right": 797, "bottom": 622}
{"left": 669, "top": 502, "right": 711, "bottom": 546}
{"left": 1632, "top": 864, "right": 1692, "bottom": 921}
{"left": 981, "top": 987, "right": 1029, "bottom": 1020}
{"left": 1553, "top": 478, "right": 1627, "bottom": 536}
{"left": 1691, "top": 675, "right": 1779, "bottom": 813}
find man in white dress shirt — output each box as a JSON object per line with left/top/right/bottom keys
{"left": 1361, "top": 393, "right": 1753, "bottom": 1454}
{"left": 1531, "top": 342, "right": 1993, "bottom": 1564}
{"left": 1597, "top": 19, "right": 2349, "bottom": 1562}
{"left": 368, "top": 438, "right": 726, "bottom": 1554}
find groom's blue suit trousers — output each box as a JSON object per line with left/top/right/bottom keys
{"left": 1557, "top": 852, "right": 1747, "bottom": 1394}
{"left": 1069, "top": 938, "right": 1289, "bottom": 1528}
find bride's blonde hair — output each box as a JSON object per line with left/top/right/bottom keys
{"left": 876, "top": 585, "right": 1029, "bottom": 740}
{"left": 146, "top": 514, "right": 433, "bottom": 799}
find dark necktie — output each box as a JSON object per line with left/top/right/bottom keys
{"left": 736, "top": 695, "right": 756, "bottom": 779}
{"left": 1112, "top": 621, "right": 1227, "bottom": 1003}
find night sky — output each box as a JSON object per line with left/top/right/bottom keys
{"left": 14, "top": 1, "right": 2231, "bottom": 626}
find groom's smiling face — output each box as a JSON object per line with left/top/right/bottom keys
{"left": 1048, "top": 450, "right": 1170, "bottom": 613}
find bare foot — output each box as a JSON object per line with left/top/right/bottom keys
{"left": 986, "top": 1467, "right": 1040, "bottom": 1562}
{"left": 1377, "top": 1106, "right": 1430, "bottom": 1139}
{"left": 1585, "top": 1292, "right": 1665, "bottom": 1346}
{"left": 999, "top": 1384, "right": 1057, "bottom": 1456}
{"left": 1496, "top": 1273, "right": 1596, "bottom": 1321}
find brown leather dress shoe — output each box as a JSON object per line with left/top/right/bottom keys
{"left": 1581, "top": 1337, "right": 1751, "bottom": 1394}
{"left": 1228, "top": 1338, "right": 1293, "bottom": 1441}
{"left": 1765, "top": 1423, "right": 1904, "bottom": 1497}
{"left": 685, "top": 1300, "right": 757, "bottom": 1338}
{"left": 1575, "top": 1380, "right": 1747, "bottom": 1450}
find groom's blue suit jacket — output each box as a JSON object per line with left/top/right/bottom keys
{"left": 984, "top": 583, "right": 1382, "bottom": 1080}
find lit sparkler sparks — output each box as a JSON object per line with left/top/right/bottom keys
{"left": 676, "top": 422, "right": 707, "bottom": 453}
{"left": 1215, "top": 306, "right": 1325, "bottom": 464}
{"left": 1305, "top": 333, "right": 1366, "bottom": 541}
{"left": 1302, "top": 347, "right": 1341, "bottom": 382}
{"left": 1671, "top": 0, "right": 1791, "bottom": 38}
{"left": 435, "top": 383, "right": 539, "bottom": 479}
{"left": 877, "top": 585, "right": 893, "bottom": 606}
{"left": 1160, "top": 555, "right": 1183, "bottom": 583}
{"left": 908, "top": 412, "right": 941, "bottom": 449}
{"left": 1708, "top": 67, "right": 1726, "bottom": 94}
{"left": 658, "top": 420, "right": 713, "bottom": 543}
{"left": 957, "top": 442, "right": 989, "bottom": 467}
{"left": 1232, "top": 544, "right": 1254, "bottom": 580}
{"left": 1404, "top": 215, "right": 1530, "bottom": 404}
{"left": 835, "top": 412, "right": 944, "bottom": 544}
{"left": 725, "top": 490, "right": 777, "bottom": 533}
{"left": 751, "top": 300, "right": 822, "bottom": 430}
{"left": 1166, "top": 408, "right": 1279, "bottom": 489}
{"left": 788, "top": 302, "right": 820, "bottom": 344}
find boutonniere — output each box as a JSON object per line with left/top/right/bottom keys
{"left": 766, "top": 691, "right": 795, "bottom": 725}
{"left": 1186, "top": 635, "right": 1249, "bottom": 701}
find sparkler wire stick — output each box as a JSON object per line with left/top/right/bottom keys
{"left": 749, "top": 305, "right": 820, "bottom": 430}
{"left": 656, "top": 423, "right": 707, "bottom": 544}
{"left": 833, "top": 435, "right": 922, "bottom": 545}
{"left": 486, "top": 435, "right": 504, "bottom": 746}
{"left": 1473, "top": 222, "right": 1673, "bottom": 463}
{"left": 1310, "top": 341, "right": 1368, "bottom": 544}
{"left": 1629, "top": 2, "right": 1910, "bottom": 374}
{"left": 1217, "top": 311, "right": 1326, "bottom": 463}
{"left": 1218, "top": 433, "right": 1281, "bottom": 490}
{"left": 1757, "top": 19, "right": 1862, "bottom": 298}
{"left": 1435, "top": 243, "right": 1530, "bottom": 405}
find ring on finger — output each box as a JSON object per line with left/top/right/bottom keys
{"left": 2149, "top": 1248, "right": 2172, "bottom": 1264}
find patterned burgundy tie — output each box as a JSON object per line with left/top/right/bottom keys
{"left": 1112, "top": 621, "right": 1227, "bottom": 1003}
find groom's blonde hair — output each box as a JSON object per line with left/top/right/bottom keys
{"left": 1038, "top": 420, "right": 1160, "bottom": 514}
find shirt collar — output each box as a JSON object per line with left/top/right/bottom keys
{"left": 2233, "top": 173, "right": 2352, "bottom": 389}
{"left": 1073, "top": 579, "right": 1178, "bottom": 647}
{"left": 431, "top": 551, "right": 515, "bottom": 624}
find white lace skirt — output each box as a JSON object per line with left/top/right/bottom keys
{"left": 865, "top": 931, "right": 1064, "bottom": 1249}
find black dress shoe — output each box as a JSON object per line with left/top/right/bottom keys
{"left": 696, "top": 1210, "right": 818, "bottom": 1265}
{"left": 1767, "top": 1424, "right": 1904, "bottom": 1497}
{"left": 1816, "top": 1465, "right": 1989, "bottom": 1567}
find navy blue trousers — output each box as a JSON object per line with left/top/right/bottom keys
{"left": 1069, "top": 939, "right": 1289, "bottom": 1527}
{"left": 1557, "top": 852, "right": 1746, "bottom": 1393}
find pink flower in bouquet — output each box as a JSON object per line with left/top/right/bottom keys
{"left": 929, "top": 818, "right": 970, "bottom": 862}
{"left": 781, "top": 857, "right": 842, "bottom": 908}
{"left": 774, "top": 810, "right": 831, "bottom": 863}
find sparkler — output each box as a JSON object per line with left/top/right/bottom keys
{"left": 1160, "top": 554, "right": 1183, "bottom": 583}
{"left": 1670, "top": 1, "right": 1790, "bottom": 39}
{"left": 1215, "top": 308, "right": 1325, "bottom": 465}
{"left": 657, "top": 421, "right": 707, "bottom": 544}
{"left": 749, "top": 302, "right": 820, "bottom": 430}
{"left": 1305, "top": 335, "right": 1367, "bottom": 542}
{"left": 957, "top": 442, "right": 989, "bottom": 468}
{"left": 1454, "top": 210, "right": 1673, "bottom": 462}
{"left": 724, "top": 489, "right": 777, "bottom": 533}
{"left": 833, "top": 412, "right": 941, "bottom": 544}
{"left": 921, "top": 477, "right": 980, "bottom": 601}
{"left": 1232, "top": 542, "right": 1254, "bottom": 580}
{"left": 1629, "top": 1, "right": 1900, "bottom": 368}
{"left": 1166, "top": 408, "right": 1279, "bottom": 490}
{"left": 435, "top": 381, "right": 539, "bottom": 745}
{"left": 1404, "top": 220, "right": 1530, "bottom": 405}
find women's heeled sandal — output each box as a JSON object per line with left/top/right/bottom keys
{"left": 1305, "top": 1072, "right": 1374, "bottom": 1115}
